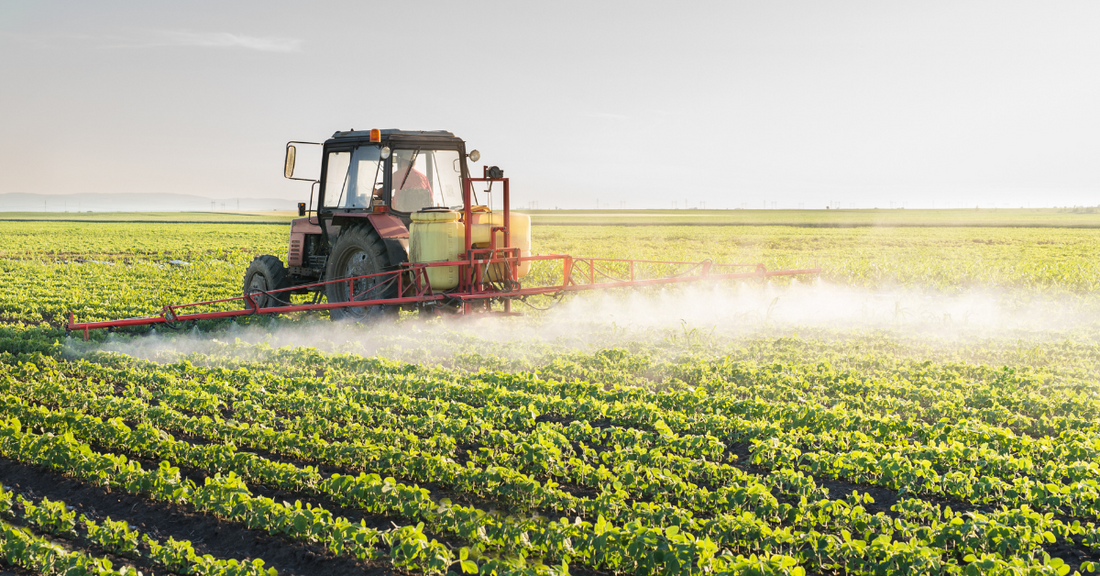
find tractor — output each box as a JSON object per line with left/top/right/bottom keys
{"left": 245, "top": 128, "right": 521, "bottom": 319}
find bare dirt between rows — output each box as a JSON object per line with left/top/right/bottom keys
{"left": 0, "top": 457, "right": 400, "bottom": 576}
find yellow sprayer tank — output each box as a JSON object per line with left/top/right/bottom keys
{"left": 409, "top": 209, "right": 463, "bottom": 290}
{"left": 470, "top": 209, "right": 532, "bottom": 281}
{"left": 409, "top": 207, "right": 531, "bottom": 291}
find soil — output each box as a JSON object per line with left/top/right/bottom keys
{"left": 0, "top": 457, "right": 400, "bottom": 576}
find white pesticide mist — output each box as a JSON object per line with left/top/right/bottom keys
{"left": 553, "top": 280, "right": 1100, "bottom": 336}
{"left": 67, "top": 279, "right": 1100, "bottom": 368}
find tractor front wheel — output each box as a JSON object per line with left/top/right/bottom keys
{"left": 324, "top": 225, "right": 398, "bottom": 322}
{"left": 243, "top": 255, "right": 290, "bottom": 309}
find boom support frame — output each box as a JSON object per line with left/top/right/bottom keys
{"left": 67, "top": 170, "right": 820, "bottom": 338}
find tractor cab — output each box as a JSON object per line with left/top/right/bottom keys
{"left": 314, "top": 129, "right": 473, "bottom": 226}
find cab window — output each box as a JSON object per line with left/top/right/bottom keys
{"left": 390, "top": 149, "right": 463, "bottom": 213}
{"left": 323, "top": 146, "right": 383, "bottom": 209}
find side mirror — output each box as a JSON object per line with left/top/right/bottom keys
{"left": 283, "top": 140, "right": 321, "bottom": 181}
{"left": 284, "top": 145, "right": 296, "bottom": 179}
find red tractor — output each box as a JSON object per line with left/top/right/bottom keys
{"left": 245, "top": 128, "right": 496, "bottom": 320}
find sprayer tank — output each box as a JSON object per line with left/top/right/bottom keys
{"left": 409, "top": 208, "right": 531, "bottom": 291}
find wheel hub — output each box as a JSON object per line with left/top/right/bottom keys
{"left": 342, "top": 250, "right": 384, "bottom": 302}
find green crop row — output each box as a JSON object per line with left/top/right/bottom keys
{"left": 0, "top": 412, "right": 818, "bottom": 576}
{"left": 3, "top": 353, "right": 1099, "bottom": 575}
{"left": 0, "top": 486, "right": 276, "bottom": 575}
{"left": 18, "top": 351, "right": 1100, "bottom": 525}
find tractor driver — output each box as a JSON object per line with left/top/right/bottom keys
{"left": 390, "top": 151, "right": 434, "bottom": 212}
{"left": 393, "top": 153, "right": 431, "bottom": 192}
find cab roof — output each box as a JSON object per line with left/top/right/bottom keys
{"left": 329, "top": 129, "right": 458, "bottom": 140}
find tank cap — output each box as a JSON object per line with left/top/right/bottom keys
{"left": 411, "top": 207, "right": 460, "bottom": 223}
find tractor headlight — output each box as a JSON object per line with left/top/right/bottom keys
{"left": 468, "top": 149, "right": 480, "bottom": 162}
{"left": 380, "top": 146, "right": 391, "bottom": 160}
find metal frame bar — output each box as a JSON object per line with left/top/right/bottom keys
{"left": 68, "top": 252, "right": 820, "bottom": 338}
{"left": 68, "top": 170, "right": 821, "bottom": 338}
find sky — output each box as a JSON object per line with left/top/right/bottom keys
{"left": 1, "top": 1, "right": 1098, "bottom": 210}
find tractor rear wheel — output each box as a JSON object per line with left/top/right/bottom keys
{"left": 324, "top": 225, "right": 398, "bottom": 322}
{"left": 243, "top": 255, "right": 290, "bottom": 308}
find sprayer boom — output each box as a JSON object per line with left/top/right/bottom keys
{"left": 67, "top": 255, "right": 820, "bottom": 339}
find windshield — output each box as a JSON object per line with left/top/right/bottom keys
{"left": 390, "top": 148, "right": 463, "bottom": 213}
{"left": 322, "top": 146, "right": 383, "bottom": 209}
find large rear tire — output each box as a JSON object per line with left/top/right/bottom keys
{"left": 324, "top": 225, "right": 398, "bottom": 322}
{"left": 243, "top": 255, "right": 290, "bottom": 309}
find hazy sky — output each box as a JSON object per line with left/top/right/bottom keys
{"left": 2, "top": 1, "right": 1098, "bottom": 209}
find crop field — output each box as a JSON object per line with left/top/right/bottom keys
{"left": 2, "top": 214, "right": 1100, "bottom": 575}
